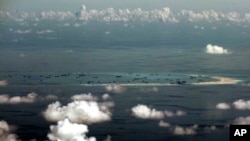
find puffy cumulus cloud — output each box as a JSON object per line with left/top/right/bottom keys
{"left": 43, "top": 100, "right": 112, "bottom": 124}
{"left": 216, "top": 102, "right": 231, "bottom": 110}
{"left": 71, "top": 93, "right": 98, "bottom": 101}
{"left": 0, "top": 93, "right": 58, "bottom": 104}
{"left": 233, "top": 116, "right": 250, "bottom": 125}
{"left": 0, "top": 120, "right": 20, "bottom": 141}
{"left": 131, "top": 104, "right": 186, "bottom": 119}
{"left": 47, "top": 118, "right": 96, "bottom": 141}
{"left": 172, "top": 125, "right": 198, "bottom": 135}
{"left": 0, "top": 80, "right": 8, "bottom": 87}
{"left": 205, "top": 44, "right": 230, "bottom": 54}
{"left": 131, "top": 104, "right": 165, "bottom": 119}
{"left": 105, "top": 84, "right": 126, "bottom": 93}
{"left": 233, "top": 99, "right": 250, "bottom": 110}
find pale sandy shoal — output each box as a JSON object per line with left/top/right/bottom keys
{"left": 190, "top": 76, "right": 241, "bottom": 85}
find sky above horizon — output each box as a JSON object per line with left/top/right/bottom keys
{"left": 1, "top": 0, "right": 250, "bottom": 12}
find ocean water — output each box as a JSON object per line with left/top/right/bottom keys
{"left": 1, "top": 19, "right": 250, "bottom": 141}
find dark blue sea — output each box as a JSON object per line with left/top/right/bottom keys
{"left": 0, "top": 15, "right": 250, "bottom": 141}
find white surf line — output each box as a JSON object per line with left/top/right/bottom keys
{"left": 191, "top": 76, "right": 241, "bottom": 85}
{"left": 80, "top": 82, "right": 177, "bottom": 87}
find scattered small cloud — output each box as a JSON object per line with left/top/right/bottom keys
{"left": 216, "top": 99, "right": 250, "bottom": 110}
{"left": 47, "top": 118, "right": 96, "bottom": 141}
{"left": 102, "top": 94, "right": 111, "bottom": 101}
{"left": 0, "top": 93, "right": 58, "bottom": 104}
{"left": 2, "top": 6, "right": 250, "bottom": 25}
{"left": 71, "top": 93, "right": 98, "bottom": 101}
{"left": 131, "top": 104, "right": 186, "bottom": 119}
{"left": 216, "top": 102, "right": 231, "bottom": 110}
{"left": 0, "top": 93, "right": 37, "bottom": 104}
{"left": 164, "top": 110, "right": 186, "bottom": 117}
{"left": 0, "top": 80, "right": 8, "bottom": 87}
{"left": 205, "top": 44, "right": 230, "bottom": 54}
{"left": 172, "top": 125, "right": 198, "bottom": 135}
{"left": 158, "top": 120, "right": 171, "bottom": 128}
{"left": 14, "top": 29, "right": 32, "bottom": 34}
{"left": 233, "top": 116, "right": 250, "bottom": 125}
{"left": 105, "top": 84, "right": 126, "bottom": 93}
{"left": 36, "top": 29, "right": 54, "bottom": 34}
{"left": 42, "top": 100, "right": 112, "bottom": 124}
{"left": 158, "top": 121, "right": 217, "bottom": 136}
{"left": 131, "top": 104, "right": 165, "bottom": 119}
{"left": 233, "top": 99, "right": 250, "bottom": 110}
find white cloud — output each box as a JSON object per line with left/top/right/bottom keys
{"left": 102, "top": 94, "right": 111, "bottom": 101}
{"left": 216, "top": 103, "right": 231, "bottom": 110}
{"left": 0, "top": 80, "right": 8, "bottom": 87}
{"left": 43, "top": 100, "right": 112, "bottom": 124}
{"left": 158, "top": 120, "right": 171, "bottom": 128}
{"left": 0, "top": 120, "right": 20, "bottom": 141}
{"left": 0, "top": 93, "right": 37, "bottom": 104}
{"left": 36, "top": 29, "right": 54, "bottom": 34}
{"left": 131, "top": 104, "right": 164, "bottom": 119}
{"left": 0, "top": 93, "right": 58, "bottom": 104}
{"left": 233, "top": 99, "right": 250, "bottom": 110}
{"left": 233, "top": 116, "right": 250, "bottom": 125}
{"left": 164, "top": 110, "right": 186, "bottom": 117}
{"left": 2, "top": 6, "right": 250, "bottom": 25}
{"left": 131, "top": 104, "right": 186, "bottom": 119}
{"left": 105, "top": 84, "right": 126, "bottom": 93}
{"left": 47, "top": 118, "right": 96, "bottom": 141}
{"left": 179, "top": 10, "right": 221, "bottom": 22}
{"left": 172, "top": 125, "right": 198, "bottom": 135}
{"left": 39, "top": 11, "right": 75, "bottom": 21}
{"left": 14, "top": 29, "right": 32, "bottom": 34}
{"left": 205, "top": 44, "right": 230, "bottom": 54}
{"left": 71, "top": 93, "right": 98, "bottom": 101}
